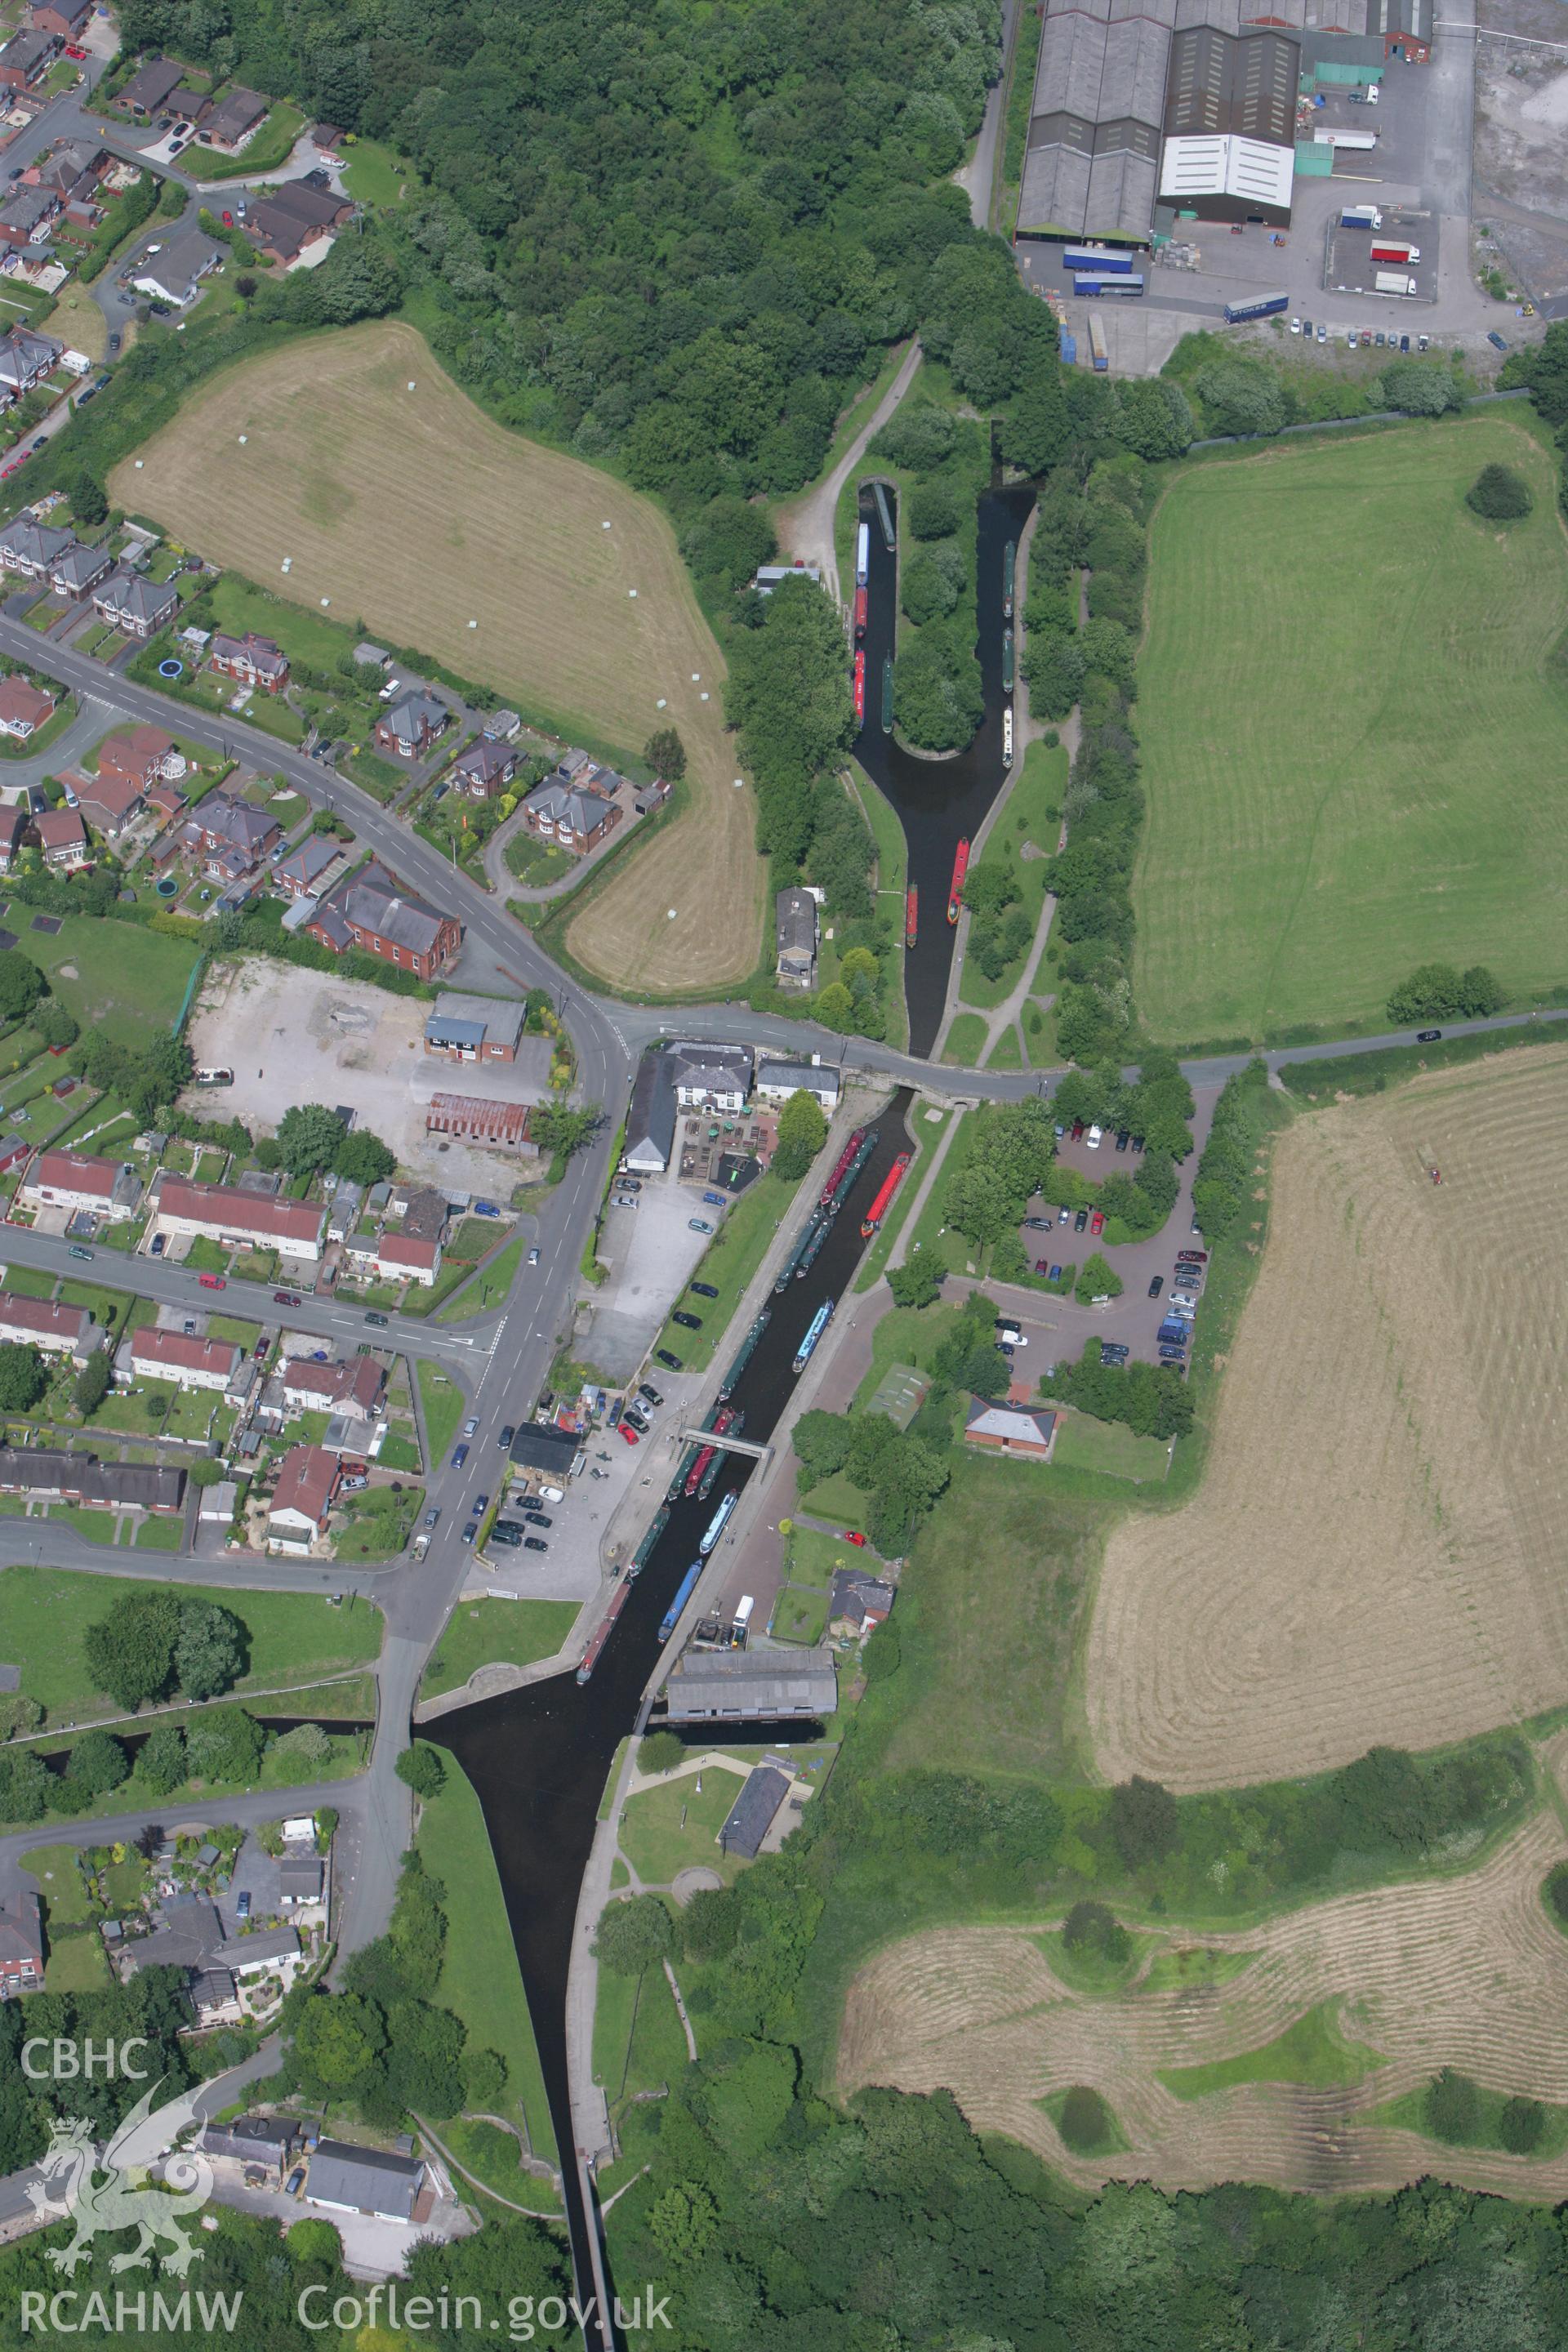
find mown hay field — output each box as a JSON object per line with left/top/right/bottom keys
{"left": 1133, "top": 415, "right": 1568, "bottom": 1041}
{"left": 109, "top": 320, "right": 763, "bottom": 992}
{"left": 1088, "top": 1043, "right": 1568, "bottom": 1792}
{"left": 838, "top": 1789, "right": 1568, "bottom": 2198}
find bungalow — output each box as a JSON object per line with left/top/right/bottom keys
{"left": 154, "top": 1176, "right": 327, "bottom": 1263}
{"left": 118, "top": 59, "right": 186, "bottom": 118}
{"left": 226, "top": 1925, "right": 301, "bottom": 1989}
{"left": 127, "top": 1326, "right": 241, "bottom": 1392}
{"left": 209, "top": 630, "right": 287, "bottom": 692}
{"left": 131, "top": 228, "right": 222, "bottom": 310}
{"left": 278, "top": 1855, "right": 323, "bottom": 1908}
{"left": 0, "top": 516, "right": 74, "bottom": 581}
{"left": 73, "top": 770, "right": 145, "bottom": 840}
{"left": 0, "top": 186, "right": 60, "bottom": 249}
{"left": 196, "top": 87, "right": 267, "bottom": 150}
{"left": 96, "top": 725, "right": 184, "bottom": 791}
{"left": 962, "top": 1397, "right": 1058, "bottom": 1462}
{"left": 0, "top": 677, "right": 53, "bottom": 740}
{"left": 279, "top": 1354, "right": 385, "bottom": 1420}
{"left": 31, "top": 807, "right": 88, "bottom": 871}
{"left": 0, "top": 328, "right": 63, "bottom": 407}
{"left": 309, "top": 861, "right": 461, "bottom": 983}
{"left": 49, "top": 539, "right": 112, "bottom": 600}
{"left": 246, "top": 179, "right": 352, "bottom": 266}
{"left": 266, "top": 1445, "right": 341, "bottom": 1552}
{"left": 23, "top": 1148, "right": 141, "bottom": 1223}
{"left": 29, "top": 0, "right": 92, "bottom": 43}
{"left": 274, "top": 833, "right": 341, "bottom": 901}
{"left": 345, "top": 1229, "right": 441, "bottom": 1288}
{"left": 91, "top": 568, "right": 180, "bottom": 639}
{"left": 774, "top": 887, "right": 819, "bottom": 991}
{"left": 372, "top": 688, "right": 447, "bottom": 762}
{"left": 0, "top": 28, "right": 60, "bottom": 91}
{"left": 448, "top": 737, "right": 516, "bottom": 800}
{"left": 0, "top": 1290, "right": 93, "bottom": 1361}
{"left": 520, "top": 776, "right": 620, "bottom": 858}
{"left": 0, "top": 1888, "right": 42, "bottom": 1996}
{"left": 189, "top": 1968, "right": 241, "bottom": 2027}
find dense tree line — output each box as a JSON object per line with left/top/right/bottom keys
{"left": 1191, "top": 1058, "right": 1269, "bottom": 1241}
{"left": 1386, "top": 960, "right": 1505, "bottom": 1026}
{"left": 1049, "top": 1340, "right": 1194, "bottom": 1439}
{"left": 84, "top": 1588, "right": 248, "bottom": 1713}
{"left": 0, "top": 1967, "right": 193, "bottom": 2171}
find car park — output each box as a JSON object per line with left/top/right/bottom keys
{"left": 498, "top": 1424, "right": 515, "bottom": 1449}
{"left": 1416, "top": 1027, "right": 1441, "bottom": 1043}
{"left": 688, "top": 1218, "right": 713, "bottom": 1234}
{"left": 524, "top": 1509, "right": 551, "bottom": 1528}
{"left": 1089, "top": 1209, "right": 1105, "bottom": 1236}
{"left": 424, "top": 1507, "right": 441, "bottom": 1530}
{"left": 639, "top": 1383, "right": 664, "bottom": 1407}
{"left": 691, "top": 1282, "right": 719, "bottom": 1298}
{"left": 524, "top": 1536, "right": 548, "bottom": 1553}
{"left": 655, "top": 1348, "right": 682, "bottom": 1370}
{"left": 673, "top": 1311, "right": 702, "bottom": 1330}
{"left": 619, "top": 1423, "right": 640, "bottom": 1446}
{"left": 452, "top": 1443, "right": 470, "bottom": 1469}
{"left": 1148, "top": 1275, "right": 1164, "bottom": 1297}
{"left": 1073, "top": 1208, "right": 1088, "bottom": 1232}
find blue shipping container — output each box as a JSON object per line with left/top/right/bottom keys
{"left": 1058, "top": 328, "right": 1077, "bottom": 364}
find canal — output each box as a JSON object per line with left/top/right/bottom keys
{"left": 434, "top": 1100, "right": 915, "bottom": 2325}
{"left": 855, "top": 460, "right": 1036, "bottom": 1058}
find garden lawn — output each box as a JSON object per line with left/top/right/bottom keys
{"left": 1134, "top": 414, "right": 1568, "bottom": 1043}
{"left": 1049, "top": 1410, "right": 1172, "bottom": 1484}
{"left": 619, "top": 1763, "right": 748, "bottom": 1886}
{"left": 21, "top": 1845, "right": 92, "bottom": 1926}
{"left": 45, "top": 1931, "right": 110, "bottom": 1993}
{"left": 420, "top": 1597, "right": 581, "bottom": 1700}
{"left": 958, "top": 738, "right": 1066, "bottom": 1010}
{"left": 650, "top": 1170, "right": 801, "bottom": 1375}
{"left": 417, "top": 1763, "right": 558, "bottom": 2166}
{"left": 0, "top": 1567, "right": 382, "bottom": 1725}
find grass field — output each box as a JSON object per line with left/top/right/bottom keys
{"left": 416, "top": 1360, "right": 466, "bottom": 1465}
{"left": 12, "top": 916, "right": 200, "bottom": 1049}
{"left": 1050, "top": 1411, "right": 1171, "bottom": 1485}
{"left": 619, "top": 1765, "right": 748, "bottom": 1887}
{"left": 417, "top": 1762, "right": 558, "bottom": 2168}
{"left": 0, "top": 1567, "right": 382, "bottom": 1725}
{"left": 1134, "top": 415, "right": 1568, "bottom": 1041}
{"left": 1089, "top": 1042, "right": 1568, "bottom": 1792}
{"left": 420, "top": 1597, "right": 581, "bottom": 1701}
{"left": 109, "top": 319, "right": 762, "bottom": 993}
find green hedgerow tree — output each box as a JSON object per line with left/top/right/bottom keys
{"left": 886, "top": 1257, "right": 942, "bottom": 1309}
{"left": 65, "top": 1728, "right": 130, "bottom": 1801}
{"left": 0, "top": 1344, "right": 42, "bottom": 1417}
{"left": 644, "top": 727, "right": 687, "bottom": 780}
{"left": 771, "top": 1088, "right": 828, "bottom": 1181}
{"left": 1425, "top": 2066, "right": 1480, "bottom": 2144}
{"left": 1062, "top": 1900, "right": 1130, "bottom": 1964}
{"left": 1499, "top": 2094, "right": 1545, "bottom": 2154}
{"left": 1057, "top": 2085, "right": 1116, "bottom": 2155}
{"left": 1544, "top": 1860, "right": 1568, "bottom": 1925}
{"left": 73, "top": 1349, "right": 110, "bottom": 1417}
{"left": 84, "top": 1589, "right": 180, "bottom": 1713}
{"left": 275, "top": 1102, "right": 347, "bottom": 1178}
{"left": 638, "top": 1731, "right": 686, "bottom": 1775}
{"left": 1109, "top": 1775, "right": 1179, "bottom": 1870}
{"left": 593, "top": 1893, "right": 675, "bottom": 1976}
{"left": 395, "top": 1743, "right": 447, "bottom": 1798}
{"left": 1466, "top": 462, "right": 1533, "bottom": 520}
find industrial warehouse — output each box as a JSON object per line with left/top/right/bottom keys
{"left": 1016, "top": 0, "right": 1432, "bottom": 250}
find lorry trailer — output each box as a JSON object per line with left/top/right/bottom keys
{"left": 1370, "top": 242, "right": 1419, "bottom": 263}
{"left": 1088, "top": 312, "right": 1108, "bottom": 371}
{"left": 1374, "top": 271, "right": 1416, "bottom": 295}
{"left": 1073, "top": 274, "right": 1143, "bottom": 296}
{"left": 1062, "top": 243, "right": 1134, "bottom": 274}
{"left": 1340, "top": 204, "right": 1382, "bottom": 228}
{"left": 1313, "top": 127, "right": 1377, "bottom": 149}
{"left": 1223, "top": 291, "right": 1289, "bottom": 324}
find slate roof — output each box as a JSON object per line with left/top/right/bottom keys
{"left": 718, "top": 1764, "right": 791, "bottom": 1859}
{"left": 306, "top": 2140, "right": 423, "bottom": 2222}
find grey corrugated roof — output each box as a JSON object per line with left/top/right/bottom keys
{"left": 661, "top": 1646, "right": 837, "bottom": 1721}
{"left": 307, "top": 2140, "right": 422, "bottom": 2221}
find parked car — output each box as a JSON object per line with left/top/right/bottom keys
{"left": 1023, "top": 1216, "right": 1052, "bottom": 1231}
{"left": 490, "top": 1526, "right": 522, "bottom": 1548}
{"left": 624, "top": 1409, "right": 649, "bottom": 1433}
{"left": 1158, "top": 1345, "right": 1187, "bottom": 1363}
{"left": 150, "top": 1233, "right": 166, "bottom": 1257}
{"left": 1176, "top": 1249, "right": 1208, "bottom": 1264}
{"left": 702, "top": 1190, "right": 728, "bottom": 1207}
{"left": 1399, "top": 334, "right": 1410, "bottom": 353}
{"left": 424, "top": 1507, "right": 441, "bottom": 1530}
{"left": 237, "top": 1892, "right": 251, "bottom": 1921}
{"left": 619, "top": 1423, "right": 640, "bottom": 1446}
{"left": 498, "top": 1424, "right": 515, "bottom": 1450}
{"left": 1058, "top": 1205, "right": 1070, "bottom": 1224}
{"left": 691, "top": 1281, "right": 719, "bottom": 1299}
{"left": 1086, "top": 1125, "right": 1103, "bottom": 1149}
{"left": 1115, "top": 1129, "right": 1129, "bottom": 1152}
{"left": 285, "top": 2169, "right": 305, "bottom": 2198}
{"left": 613, "top": 1194, "right": 639, "bottom": 1209}
{"left": 618, "top": 1178, "right": 643, "bottom": 1193}
{"left": 108, "top": 333, "right": 120, "bottom": 352}
{"left": 1073, "top": 1208, "right": 1088, "bottom": 1233}
{"left": 1415, "top": 1027, "right": 1441, "bottom": 1043}
{"left": 1148, "top": 1275, "right": 1164, "bottom": 1297}
{"left": 452, "top": 1443, "right": 470, "bottom": 1470}
{"left": 655, "top": 1348, "right": 682, "bottom": 1370}
{"left": 1290, "top": 314, "right": 1300, "bottom": 335}
{"left": 673, "top": 1311, "right": 702, "bottom": 1330}
{"left": 1035, "top": 1258, "right": 1049, "bottom": 1276}
{"left": 688, "top": 1218, "right": 713, "bottom": 1235}
{"left": 639, "top": 1383, "right": 664, "bottom": 1407}
{"left": 524, "top": 1537, "right": 548, "bottom": 1553}
{"left": 1048, "top": 1263, "right": 1062, "bottom": 1283}
{"left": 221, "top": 209, "right": 234, "bottom": 225}
{"left": 1070, "top": 1120, "right": 1085, "bottom": 1140}
{"left": 1316, "top": 323, "right": 1327, "bottom": 344}
{"left": 1487, "top": 330, "right": 1508, "bottom": 351}
{"left": 1089, "top": 1209, "right": 1105, "bottom": 1236}
{"left": 1374, "top": 331, "right": 1385, "bottom": 348}
{"left": 524, "top": 1509, "right": 551, "bottom": 1528}
{"left": 274, "top": 1289, "right": 301, "bottom": 1305}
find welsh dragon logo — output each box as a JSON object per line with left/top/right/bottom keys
{"left": 25, "top": 2078, "right": 213, "bottom": 2275}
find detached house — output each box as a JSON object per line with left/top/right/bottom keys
{"left": 448, "top": 738, "right": 516, "bottom": 800}
{"left": 520, "top": 775, "right": 621, "bottom": 857}
{"left": 246, "top": 178, "right": 351, "bottom": 265}
{"left": 185, "top": 791, "right": 279, "bottom": 884}
{"left": 0, "top": 28, "right": 60, "bottom": 91}
{"left": 308, "top": 860, "right": 461, "bottom": 983}
{"left": 963, "top": 1398, "right": 1058, "bottom": 1461}
{"left": 71, "top": 768, "right": 145, "bottom": 840}
{"left": 372, "top": 688, "right": 447, "bottom": 762}
{"left": 96, "top": 724, "right": 185, "bottom": 791}
{"left": 0, "top": 676, "right": 54, "bottom": 740}
{"left": 32, "top": 807, "right": 88, "bottom": 871}
{"left": 91, "top": 568, "right": 179, "bottom": 639}
{"left": 118, "top": 59, "right": 186, "bottom": 118}
{"left": 267, "top": 1445, "right": 341, "bottom": 1552}
{"left": 209, "top": 630, "right": 287, "bottom": 692}
{"left": 196, "top": 87, "right": 267, "bottom": 150}
{"left": 29, "top": 0, "right": 93, "bottom": 48}
{"left": 131, "top": 228, "right": 222, "bottom": 310}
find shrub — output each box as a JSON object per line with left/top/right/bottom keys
{"left": 1544, "top": 1860, "right": 1568, "bottom": 1925}
{"left": 638, "top": 1731, "right": 686, "bottom": 1775}
{"left": 1062, "top": 1900, "right": 1129, "bottom": 1962}
{"left": 1466, "top": 462, "right": 1532, "bottom": 520}
{"left": 906, "top": 479, "right": 960, "bottom": 540}
{"left": 1057, "top": 2085, "right": 1117, "bottom": 2155}
{"left": 1109, "top": 1775, "right": 1178, "bottom": 1870}
{"left": 1499, "top": 2094, "right": 1545, "bottom": 2154}
{"left": 1425, "top": 2067, "right": 1480, "bottom": 2144}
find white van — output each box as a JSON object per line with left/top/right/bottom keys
{"left": 733, "top": 1596, "right": 755, "bottom": 1630}
{"left": 539, "top": 1484, "right": 565, "bottom": 1503}
{"left": 1086, "top": 1125, "right": 1103, "bottom": 1149}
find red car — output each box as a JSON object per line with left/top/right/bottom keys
{"left": 619, "top": 1423, "right": 639, "bottom": 1446}
{"left": 198, "top": 1272, "right": 226, "bottom": 1290}
{"left": 1089, "top": 1209, "right": 1105, "bottom": 1237}
{"left": 840, "top": 1530, "right": 867, "bottom": 1547}
{"left": 65, "top": 42, "right": 86, "bottom": 56}
{"left": 221, "top": 210, "right": 234, "bottom": 226}
{"left": 1070, "top": 1119, "right": 1085, "bottom": 1140}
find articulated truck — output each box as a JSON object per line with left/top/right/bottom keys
{"left": 1370, "top": 241, "right": 1419, "bottom": 263}
{"left": 1374, "top": 270, "right": 1416, "bottom": 295}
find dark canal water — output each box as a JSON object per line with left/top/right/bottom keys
{"left": 434, "top": 1102, "right": 915, "bottom": 2326}
{"left": 856, "top": 460, "right": 1036, "bottom": 1057}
